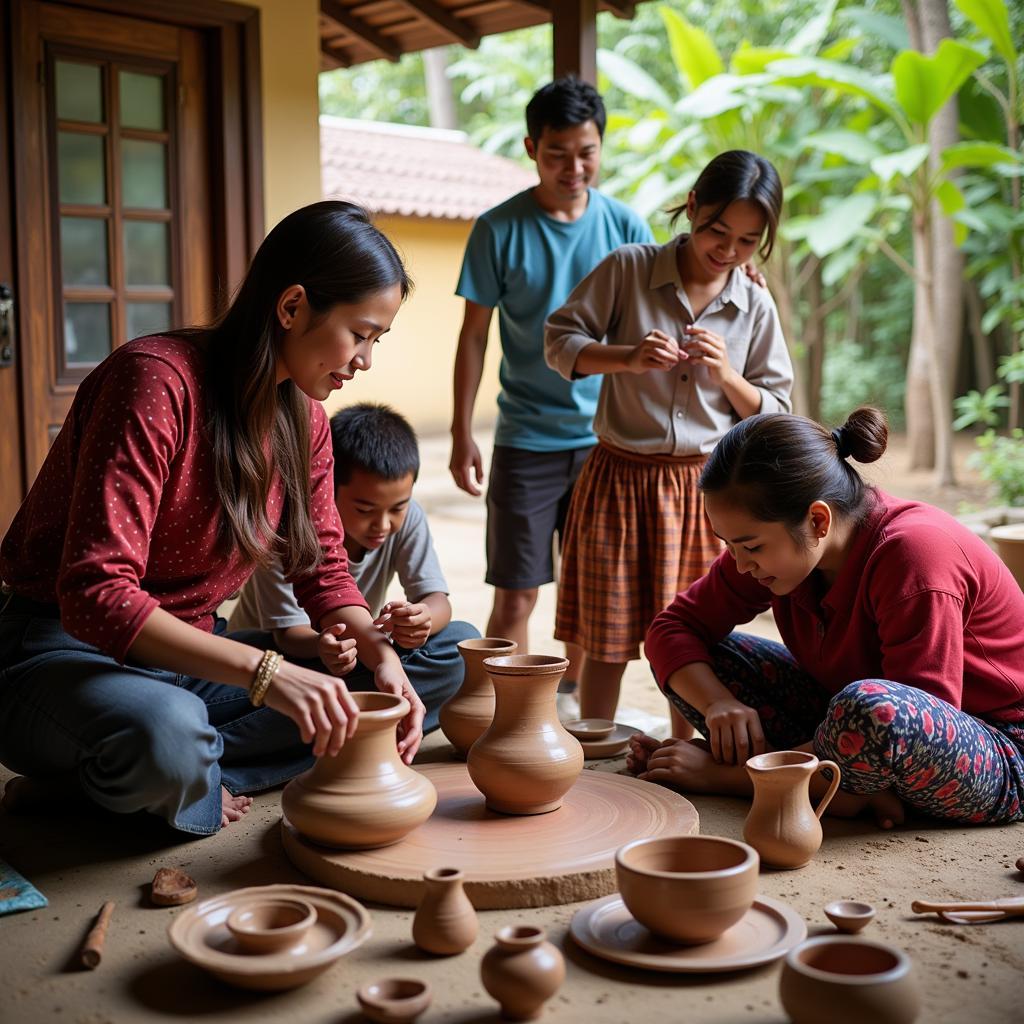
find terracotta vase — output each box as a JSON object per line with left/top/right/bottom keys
{"left": 991, "top": 524, "right": 1024, "bottom": 590}
{"left": 466, "top": 655, "right": 583, "bottom": 815}
{"left": 411, "top": 867, "right": 478, "bottom": 955}
{"left": 439, "top": 637, "right": 518, "bottom": 758}
{"left": 282, "top": 692, "right": 436, "bottom": 849}
{"left": 779, "top": 936, "right": 921, "bottom": 1024}
{"left": 480, "top": 925, "right": 565, "bottom": 1021}
{"left": 743, "top": 750, "right": 841, "bottom": 869}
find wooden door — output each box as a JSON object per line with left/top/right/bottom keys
{"left": 7, "top": 1, "right": 213, "bottom": 509}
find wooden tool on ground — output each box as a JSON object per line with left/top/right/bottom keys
{"left": 80, "top": 901, "right": 115, "bottom": 968}
{"left": 911, "top": 896, "right": 1024, "bottom": 923}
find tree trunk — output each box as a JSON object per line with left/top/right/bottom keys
{"left": 964, "top": 279, "right": 994, "bottom": 392}
{"left": 766, "top": 250, "right": 808, "bottom": 416}
{"left": 906, "top": 210, "right": 936, "bottom": 468}
{"left": 805, "top": 261, "right": 824, "bottom": 423}
{"left": 423, "top": 48, "right": 457, "bottom": 130}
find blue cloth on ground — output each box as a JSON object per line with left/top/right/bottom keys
{"left": 0, "top": 857, "right": 48, "bottom": 915}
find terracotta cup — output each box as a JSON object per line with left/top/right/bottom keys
{"left": 412, "top": 867, "right": 478, "bottom": 955}
{"left": 282, "top": 691, "right": 437, "bottom": 848}
{"left": 467, "top": 654, "right": 583, "bottom": 815}
{"left": 824, "top": 900, "right": 876, "bottom": 934}
{"left": 615, "top": 835, "right": 760, "bottom": 945}
{"left": 356, "top": 977, "right": 432, "bottom": 1023}
{"left": 990, "top": 524, "right": 1024, "bottom": 590}
{"left": 439, "top": 637, "right": 517, "bottom": 758}
{"left": 480, "top": 925, "right": 565, "bottom": 1021}
{"left": 226, "top": 897, "right": 317, "bottom": 954}
{"left": 779, "top": 936, "right": 922, "bottom": 1024}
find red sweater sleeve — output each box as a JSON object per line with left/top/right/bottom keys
{"left": 56, "top": 352, "right": 187, "bottom": 659}
{"left": 286, "top": 401, "right": 368, "bottom": 625}
{"left": 645, "top": 551, "right": 771, "bottom": 689}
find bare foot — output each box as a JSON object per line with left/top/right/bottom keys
{"left": 827, "top": 786, "right": 905, "bottom": 829}
{"left": 221, "top": 787, "right": 253, "bottom": 827}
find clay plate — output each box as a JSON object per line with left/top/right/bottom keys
{"left": 167, "top": 883, "right": 371, "bottom": 990}
{"left": 578, "top": 722, "right": 639, "bottom": 760}
{"left": 570, "top": 893, "right": 806, "bottom": 972}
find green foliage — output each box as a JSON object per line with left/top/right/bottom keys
{"left": 953, "top": 385, "right": 1010, "bottom": 429}
{"left": 820, "top": 339, "right": 906, "bottom": 425}
{"left": 968, "top": 428, "right": 1024, "bottom": 506}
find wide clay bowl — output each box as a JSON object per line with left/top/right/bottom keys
{"left": 615, "top": 835, "right": 760, "bottom": 945}
{"left": 357, "top": 977, "right": 432, "bottom": 1023}
{"left": 563, "top": 718, "right": 616, "bottom": 741}
{"left": 779, "top": 936, "right": 922, "bottom": 1024}
{"left": 226, "top": 897, "right": 317, "bottom": 954}
{"left": 824, "top": 900, "right": 876, "bottom": 934}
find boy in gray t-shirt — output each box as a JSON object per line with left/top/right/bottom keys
{"left": 230, "top": 404, "right": 479, "bottom": 732}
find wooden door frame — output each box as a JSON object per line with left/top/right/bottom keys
{"left": 1, "top": 0, "right": 264, "bottom": 510}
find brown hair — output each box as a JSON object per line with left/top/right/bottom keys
{"left": 699, "top": 407, "right": 888, "bottom": 541}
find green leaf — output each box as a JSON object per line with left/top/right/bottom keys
{"left": 840, "top": 7, "right": 910, "bottom": 50}
{"left": 802, "top": 129, "right": 884, "bottom": 164}
{"left": 660, "top": 7, "right": 725, "bottom": 90}
{"left": 789, "top": 1, "right": 838, "bottom": 55}
{"left": 870, "top": 143, "right": 930, "bottom": 183}
{"left": 804, "top": 194, "right": 878, "bottom": 256}
{"left": 673, "top": 74, "right": 759, "bottom": 119}
{"left": 821, "top": 38, "right": 860, "bottom": 62}
{"left": 596, "top": 49, "right": 672, "bottom": 109}
{"left": 935, "top": 179, "right": 966, "bottom": 216}
{"left": 731, "top": 44, "right": 793, "bottom": 76}
{"left": 767, "top": 56, "right": 901, "bottom": 123}
{"left": 955, "top": 0, "right": 1017, "bottom": 67}
{"left": 941, "top": 141, "right": 1024, "bottom": 171}
{"left": 892, "top": 41, "right": 986, "bottom": 125}
{"left": 822, "top": 243, "right": 862, "bottom": 286}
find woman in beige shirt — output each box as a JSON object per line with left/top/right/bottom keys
{"left": 544, "top": 150, "right": 794, "bottom": 725}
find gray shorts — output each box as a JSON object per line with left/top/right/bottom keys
{"left": 485, "top": 444, "right": 593, "bottom": 590}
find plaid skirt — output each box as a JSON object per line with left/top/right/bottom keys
{"left": 554, "top": 441, "right": 723, "bottom": 662}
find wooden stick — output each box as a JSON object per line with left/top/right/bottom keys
{"left": 80, "top": 901, "right": 115, "bottom": 969}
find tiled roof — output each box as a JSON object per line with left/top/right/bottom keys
{"left": 320, "top": 115, "right": 535, "bottom": 221}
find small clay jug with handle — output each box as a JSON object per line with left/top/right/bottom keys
{"left": 480, "top": 925, "right": 565, "bottom": 1021}
{"left": 412, "top": 867, "right": 478, "bottom": 955}
{"left": 439, "top": 638, "right": 517, "bottom": 758}
{"left": 743, "top": 750, "right": 841, "bottom": 869}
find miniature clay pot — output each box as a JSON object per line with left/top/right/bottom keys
{"left": 282, "top": 692, "right": 437, "bottom": 849}
{"left": 480, "top": 925, "right": 565, "bottom": 1021}
{"left": 615, "top": 835, "right": 760, "bottom": 945}
{"left": 563, "top": 718, "right": 616, "bottom": 741}
{"left": 356, "top": 977, "right": 432, "bottom": 1023}
{"left": 779, "top": 936, "right": 922, "bottom": 1024}
{"left": 226, "top": 897, "right": 317, "bottom": 954}
{"left": 467, "top": 654, "right": 583, "bottom": 815}
{"left": 743, "top": 750, "right": 841, "bottom": 869}
{"left": 439, "top": 638, "right": 517, "bottom": 758}
{"left": 824, "top": 900, "right": 876, "bottom": 934}
{"left": 411, "top": 867, "right": 478, "bottom": 955}
{"left": 990, "top": 524, "right": 1024, "bottom": 590}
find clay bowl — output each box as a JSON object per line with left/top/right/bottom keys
{"left": 780, "top": 936, "right": 921, "bottom": 1024}
{"left": 226, "top": 897, "right": 317, "bottom": 954}
{"left": 615, "top": 835, "right": 760, "bottom": 945}
{"left": 563, "top": 718, "right": 616, "bottom": 741}
{"left": 356, "top": 978, "right": 432, "bottom": 1023}
{"left": 824, "top": 900, "right": 876, "bottom": 934}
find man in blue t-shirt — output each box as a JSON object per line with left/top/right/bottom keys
{"left": 450, "top": 77, "right": 652, "bottom": 685}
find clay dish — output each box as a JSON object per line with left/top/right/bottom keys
{"left": 579, "top": 722, "right": 638, "bottom": 760}
{"left": 167, "top": 884, "right": 371, "bottom": 991}
{"left": 615, "top": 835, "right": 759, "bottom": 945}
{"left": 356, "top": 978, "right": 432, "bottom": 1023}
{"left": 779, "top": 936, "right": 921, "bottom": 1024}
{"left": 564, "top": 718, "right": 616, "bottom": 741}
{"left": 824, "top": 900, "right": 876, "bottom": 933}
{"left": 226, "top": 897, "right": 316, "bottom": 954}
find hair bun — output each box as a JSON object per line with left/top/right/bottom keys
{"left": 840, "top": 407, "right": 888, "bottom": 464}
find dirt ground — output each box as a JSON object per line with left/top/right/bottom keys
{"left": 1, "top": 429, "right": 1021, "bottom": 1024}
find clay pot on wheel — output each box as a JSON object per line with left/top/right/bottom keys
{"left": 439, "top": 638, "right": 517, "bottom": 758}
{"left": 480, "top": 925, "right": 565, "bottom": 1021}
{"left": 412, "top": 867, "right": 478, "bottom": 955}
{"left": 282, "top": 692, "right": 436, "bottom": 849}
{"left": 467, "top": 655, "right": 583, "bottom": 815}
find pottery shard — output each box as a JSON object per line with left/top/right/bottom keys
{"left": 151, "top": 867, "right": 198, "bottom": 906}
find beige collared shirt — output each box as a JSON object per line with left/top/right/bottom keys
{"left": 544, "top": 239, "right": 794, "bottom": 455}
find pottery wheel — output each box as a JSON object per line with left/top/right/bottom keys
{"left": 281, "top": 763, "right": 699, "bottom": 909}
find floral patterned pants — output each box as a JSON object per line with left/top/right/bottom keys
{"left": 664, "top": 633, "right": 1024, "bottom": 824}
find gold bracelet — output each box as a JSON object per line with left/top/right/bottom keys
{"left": 250, "top": 649, "right": 282, "bottom": 707}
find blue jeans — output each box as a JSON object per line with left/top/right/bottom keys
{"left": 0, "top": 598, "right": 476, "bottom": 836}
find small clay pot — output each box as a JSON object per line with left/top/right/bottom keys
{"left": 412, "top": 867, "right": 478, "bottom": 955}
{"left": 563, "top": 718, "right": 616, "bottom": 741}
{"left": 439, "top": 638, "right": 518, "bottom": 758}
{"left": 779, "top": 936, "right": 921, "bottom": 1024}
{"left": 990, "top": 524, "right": 1024, "bottom": 590}
{"left": 824, "top": 900, "right": 876, "bottom": 933}
{"left": 480, "top": 925, "right": 565, "bottom": 1021}
{"left": 615, "top": 835, "right": 759, "bottom": 945}
{"left": 226, "top": 897, "right": 316, "bottom": 954}
{"left": 356, "top": 977, "right": 432, "bottom": 1023}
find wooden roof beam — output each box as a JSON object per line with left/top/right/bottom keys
{"left": 321, "top": 39, "right": 353, "bottom": 68}
{"left": 399, "top": 0, "right": 480, "bottom": 48}
{"left": 600, "top": 0, "right": 635, "bottom": 18}
{"left": 320, "top": 0, "right": 402, "bottom": 63}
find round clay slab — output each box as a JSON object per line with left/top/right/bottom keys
{"left": 282, "top": 763, "right": 698, "bottom": 909}
{"left": 570, "top": 893, "right": 806, "bottom": 972}
{"left": 167, "top": 884, "right": 371, "bottom": 990}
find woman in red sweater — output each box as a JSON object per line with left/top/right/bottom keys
{"left": 0, "top": 201, "right": 424, "bottom": 835}
{"left": 634, "top": 407, "right": 1024, "bottom": 825}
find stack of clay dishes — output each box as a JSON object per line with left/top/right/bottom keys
{"left": 779, "top": 936, "right": 921, "bottom": 1024}
{"left": 563, "top": 717, "right": 636, "bottom": 759}
{"left": 167, "top": 883, "right": 371, "bottom": 990}
{"left": 571, "top": 835, "right": 806, "bottom": 972}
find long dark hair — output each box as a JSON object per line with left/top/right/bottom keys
{"left": 183, "top": 201, "right": 410, "bottom": 575}
{"left": 699, "top": 407, "right": 888, "bottom": 542}
{"left": 668, "top": 150, "right": 783, "bottom": 260}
